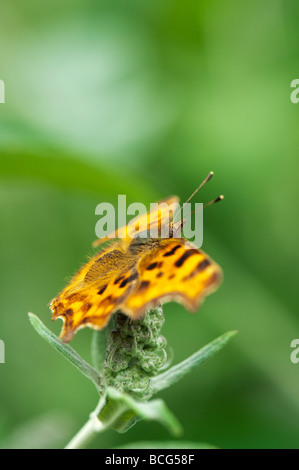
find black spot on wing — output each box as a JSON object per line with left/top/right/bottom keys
{"left": 137, "top": 280, "right": 150, "bottom": 292}
{"left": 146, "top": 262, "right": 158, "bottom": 270}
{"left": 196, "top": 259, "right": 211, "bottom": 271}
{"left": 119, "top": 271, "right": 138, "bottom": 288}
{"left": 175, "top": 249, "right": 198, "bottom": 267}
{"left": 183, "top": 258, "right": 211, "bottom": 280}
{"left": 64, "top": 308, "right": 74, "bottom": 317}
{"left": 97, "top": 285, "right": 107, "bottom": 295}
{"left": 114, "top": 275, "right": 125, "bottom": 285}
{"left": 163, "top": 244, "right": 181, "bottom": 257}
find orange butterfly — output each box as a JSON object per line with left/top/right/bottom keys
{"left": 50, "top": 174, "right": 223, "bottom": 342}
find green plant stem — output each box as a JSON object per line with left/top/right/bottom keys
{"left": 65, "top": 396, "right": 107, "bottom": 449}
{"left": 65, "top": 416, "right": 106, "bottom": 449}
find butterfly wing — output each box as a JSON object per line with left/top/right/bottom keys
{"left": 50, "top": 240, "right": 139, "bottom": 342}
{"left": 92, "top": 196, "right": 179, "bottom": 247}
{"left": 51, "top": 198, "right": 222, "bottom": 341}
{"left": 121, "top": 239, "right": 222, "bottom": 318}
{"left": 50, "top": 197, "right": 181, "bottom": 342}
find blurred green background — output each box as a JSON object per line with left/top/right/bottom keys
{"left": 0, "top": 0, "right": 299, "bottom": 449}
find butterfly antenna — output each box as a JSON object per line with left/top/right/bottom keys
{"left": 173, "top": 171, "right": 214, "bottom": 222}
{"left": 184, "top": 171, "right": 214, "bottom": 206}
{"left": 203, "top": 194, "right": 224, "bottom": 208}
{"left": 172, "top": 192, "right": 223, "bottom": 236}
{"left": 185, "top": 195, "right": 224, "bottom": 218}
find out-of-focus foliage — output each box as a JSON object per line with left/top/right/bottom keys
{"left": 0, "top": 0, "right": 298, "bottom": 449}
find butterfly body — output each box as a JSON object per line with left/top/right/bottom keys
{"left": 51, "top": 196, "right": 222, "bottom": 342}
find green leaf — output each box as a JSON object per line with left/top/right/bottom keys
{"left": 98, "top": 387, "right": 183, "bottom": 437}
{"left": 0, "top": 151, "right": 154, "bottom": 202}
{"left": 152, "top": 330, "right": 238, "bottom": 394}
{"left": 28, "top": 312, "right": 102, "bottom": 390}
